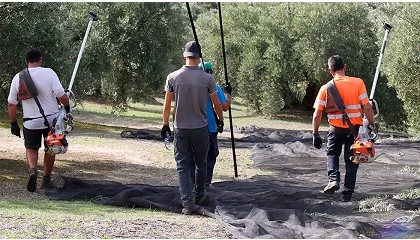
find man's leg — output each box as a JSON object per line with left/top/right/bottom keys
{"left": 43, "top": 153, "right": 55, "bottom": 176}
{"left": 173, "top": 128, "right": 195, "bottom": 209}
{"left": 206, "top": 132, "right": 219, "bottom": 186}
{"left": 41, "top": 153, "right": 55, "bottom": 188}
{"left": 23, "top": 127, "right": 43, "bottom": 192}
{"left": 191, "top": 126, "right": 209, "bottom": 202}
{"left": 26, "top": 148, "right": 39, "bottom": 192}
{"left": 342, "top": 135, "right": 359, "bottom": 201}
{"left": 324, "top": 131, "right": 343, "bottom": 194}
{"left": 26, "top": 148, "right": 39, "bottom": 169}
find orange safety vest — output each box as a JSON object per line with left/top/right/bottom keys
{"left": 313, "top": 75, "right": 370, "bottom": 128}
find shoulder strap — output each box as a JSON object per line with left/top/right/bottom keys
{"left": 20, "top": 68, "right": 51, "bottom": 130}
{"left": 326, "top": 80, "right": 358, "bottom": 137}
{"left": 19, "top": 68, "right": 38, "bottom": 97}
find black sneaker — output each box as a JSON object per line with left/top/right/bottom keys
{"left": 195, "top": 193, "right": 208, "bottom": 205}
{"left": 341, "top": 194, "right": 352, "bottom": 202}
{"left": 26, "top": 168, "right": 38, "bottom": 192}
{"left": 323, "top": 181, "right": 340, "bottom": 194}
{"left": 181, "top": 206, "right": 195, "bottom": 215}
{"left": 40, "top": 175, "right": 51, "bottom": 189}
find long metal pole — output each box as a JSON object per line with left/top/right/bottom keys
{"left": 218, "top": 2, "right": 238, "bottom": 178}
{"left": 68, "top": 12, "right": 99, "bottom": 92}
{"left": 370, "top": 23, "right": 392, "bottom": 100}
{"left": 185, "top": 3, "right": 205, "bottom": 68}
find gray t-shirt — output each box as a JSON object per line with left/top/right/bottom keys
{"left": 164, "top": 65, "right": 217, "bottom": 129}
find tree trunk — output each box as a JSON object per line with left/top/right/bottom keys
{"left": 302, "top": 82, "right": 320, "bottom": 111}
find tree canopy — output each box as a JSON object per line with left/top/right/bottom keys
{"left": 0, "top": 2, "right": 418, "bottom": 133}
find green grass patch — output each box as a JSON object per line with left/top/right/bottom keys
{"left": 0, "top": 199, "right": 157, "bottom": 217}
{"left": 359, "top": 194, "right": 396, "bottom": 212}
{"left": 394, "top": 188, "right": 420, "bottom": 200}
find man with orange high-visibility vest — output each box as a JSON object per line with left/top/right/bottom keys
{"left": 312, "top": 55, "right": 375, "bottom": 202}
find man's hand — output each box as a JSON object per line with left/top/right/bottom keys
{"left": 161, "top": 124, "right": 171, "bottom": 140}
{"left": 216, "top": 119, "right": 224, "bottom": 133}
{"left": 11, "top": 121, "right": 21, "bottom": 138}
{"left": 224, "top": 83, "right": 232, "bottom": 94}
{"left": 66, "top": 112, "right": 73, "bottom": 122}
{"left": 313, "top": 133, "right": 322, "bottom": 149}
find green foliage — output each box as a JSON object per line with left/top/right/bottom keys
{"left": 0, "top": 2, "right": 418, "bottom": 132}
{"left": 365, "top": 2, "right": 420, "bottom": 133}
{"left": 0, "top": 2, "right": 73, "bottom": 104}
{"left": 68, "top": 3, "right": 189, "bottom": 108}
{"left": 0, "top": 2, "right": 188, "bottom": 111}
{"left": 292, "top": 3, "right": 378, "bottom": 85}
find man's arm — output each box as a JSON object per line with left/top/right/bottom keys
{"left": 221, "top": 93, "right": 231, "bottom": 111}
{"left": 163, "top": 91, "right": 173, "bottom": 125}
{"left": 362, "top": 102, "right": 375, "bottom": 126}
{"left": 8, "top": 103, "right": 18, "bottom": 123}
{"left": 312, "top": 109, "right": 323, "bottom": 134}
{"left": 57, "top": 94, "right": 70, "bottom": 107}
{"left": 210, "top": 92, "right": 223, "bottom": 120}
{"left": 57, "top": 93, "right": 71, "bottom": 114}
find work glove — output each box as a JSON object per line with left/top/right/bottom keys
{"left": 161, "top": 124, "right": 171, "bottom": 140}
{"left": 216, "top": 119, "right": 224, "bottom": 133}
{"left": 66, "top": 112, "right": 73, "bottom": 122}
{"left": 313, "top": 133, "right": 322, "bottom": 149}
{"left": 224, "top": 83, "right": 232, "bottom": 94}
{"left": 11, "top": 121, "right": 21, "bottom": 138}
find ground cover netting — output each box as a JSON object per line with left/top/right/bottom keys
{"left": 45, "top": 127, "right": 420, "bottom": 238}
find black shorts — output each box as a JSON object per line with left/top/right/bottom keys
{"left": 23, "top": 127, "right": 49, "bottom": 149}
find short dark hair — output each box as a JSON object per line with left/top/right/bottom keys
{"left": 328, "top": 55, "right": 345, "bottom": 72}
{"left": 25, "top": 48, "right": 42, "bottom": 63}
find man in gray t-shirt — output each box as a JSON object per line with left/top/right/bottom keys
{"left": 162, "top": 41, "right": 223, "bottom": 215}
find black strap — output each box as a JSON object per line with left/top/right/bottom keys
{"left": 326, "top": 80, "right": 358, "bottom": 137}
{"left": 20, "top": 68, "right": 51, "bottom": 130}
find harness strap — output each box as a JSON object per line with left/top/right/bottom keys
{"left": 326, "top": 80, "right": 358, "bottom": 138}
{"left": 20, "top": 68, "right": 52, "bottom": 131}
{"left": 23, "top": 112, "right": 58, "bottom": 122}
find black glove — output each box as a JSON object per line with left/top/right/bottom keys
{"left": 216, "top": 119, "right": 224, "bottom": 133}
{"left": 313, "top": 133, "right": 322, "bottom": 149}
{"left": 161, "top": 124, "right": 171, "bottom": 140}
{"left": 224, "top": 83, "right": 232, "bottom": 94}
{"left": 11, "top": 121, "right": 21, "bottom": 138}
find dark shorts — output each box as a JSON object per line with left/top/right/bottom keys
{"left": 23, "top": 127, "right": 49, "bottom": 149}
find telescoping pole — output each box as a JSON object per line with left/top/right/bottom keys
{"left": 185, "top": 3, "right": 205, "bottom": 68}
{"left": 370, "top": 23, "right": 392, "bottom": 100}
{"left": 218, "top": 2, "right": 238, "bottom": 178}
{"left": 68, "top": 12, "right": 99, "bottom": 92}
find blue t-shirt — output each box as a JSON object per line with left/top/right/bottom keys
{"left": 207, "top": 85, "right": 228, "bottom": 133}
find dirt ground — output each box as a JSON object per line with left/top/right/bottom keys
{"left": 0, "top": 114, "right": 254, "bottom": 238}
{"left": 2, "top": 110, "right": 419, "bottom": 238}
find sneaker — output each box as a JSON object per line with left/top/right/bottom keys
{"left": 195, "top": 193, "right": 208, "bottom": 205}
{"left": 323, "top": 181, "right": 340, "bottom": 194}
{"left": 181, "top": 206, "right": 195, "bottom": 215}
{"left": 40, "top": 175, "right": 51, "bottom": 189}
{"left": 341, "top": 194, "right": 352, "bottom": 202}
{"left": 26, "top": 168, "right": 38, "bottom": 192}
